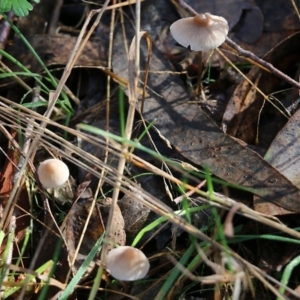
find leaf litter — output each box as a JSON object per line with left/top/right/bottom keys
{"left": 1, "top": 0, "right": 300, "bottom": 299}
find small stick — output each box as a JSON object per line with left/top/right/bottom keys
{"left": 225, "top": 38, "right": 300, "bottom": 90}
{"left": 173, "top": 180, "right": 206, "bottom": 204}
{"left": 178, "top": 0, "right": 198, "bottom": 15}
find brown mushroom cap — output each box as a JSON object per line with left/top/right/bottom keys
{"left": 106, "top": 246, "right": 150, "bottom": 281}
{"left": 37, "top": 159, "right": 69, "bottom": 188}
{"left": 170, "top": 13, "right": 229, "bottom": 51}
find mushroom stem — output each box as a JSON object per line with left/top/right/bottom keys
{"left": 196, "top": 51, "right": 203, "bottom": 96}
{"left": 50, "top": 188, "right": 55, "bottom": 208}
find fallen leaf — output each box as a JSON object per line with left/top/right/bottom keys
{"left": 118, "top": 192, "right": 150, "bottom": 243}
{"left": 254, "top": 107, "right": 300, "bottom": 215}
{"left": 62, "top": 187, "right": 126, "bottom": 274}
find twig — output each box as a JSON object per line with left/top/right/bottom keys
{"left": 178, "top": 0, "right": 198, "bottom": 15}
{"left": 225, "top": 38, "right": 300, "bottom": 90}
{"left": 173, "top": 180, "right": 206, "bottom": 204}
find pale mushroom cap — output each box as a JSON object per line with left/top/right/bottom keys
{"left": 170, "top": 13, "right": 229, "bottom": 51}
{"left": 37, "top": 159, "right": 69, "bottom": 188}
{"left": 106, "top": 246, "right": 150, "bottom": 281}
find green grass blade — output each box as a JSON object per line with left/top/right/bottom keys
{"left": 154, "top": 244, "right": 195, "bottom": 300}
{"left": 2, "top": 14, "right": 72, "bottom": 109}
{"left": 87, "top": 265, "right": 104, "bottom": 300}
{"left": 38, "top": 239, "right": 63, "bottom": 300}
{"left": 131, "top": 205, "right": 210, "bottom": 247}
{"left": 58, "top": 234, "right": 104, "bottom": 300}
{"left": 278, "top": 253, "right": 300, "bottom": 298}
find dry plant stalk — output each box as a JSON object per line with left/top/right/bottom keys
{"left": 100, "top": 0, "right": 143, "bottom": 264}
{"left": 50, "top": 0, "right": 113, "bottom": 282}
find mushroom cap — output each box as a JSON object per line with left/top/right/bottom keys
{"left": 106, "top": 246, "right": 150, "bottom": 281}
{"left": 170, "top": 13, "right": 229, "bottom": 51}
{"left": 37, "top": 159, "right": 69, "bottom": 188}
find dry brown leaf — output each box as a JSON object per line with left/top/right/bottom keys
{"left": 222, "top": 31, "right": 300, "bottom": 145}
{"left": 62, "top": 189, "right": 125, "bottom": 274}
{"left": 254, "top": 107, "right": 300, "bottom": 215}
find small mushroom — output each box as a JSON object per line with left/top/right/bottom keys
{"left": 106, "top": 246, "right": 150, "bottom": 281}
{"left": 170, "top": 12, "right": 229, "bottom": 95}
{"left": 170, "top": 13, "right": 229, "bottom": 51}
{"left": 37, "top": 158, "right": 69, "bottom": 188}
